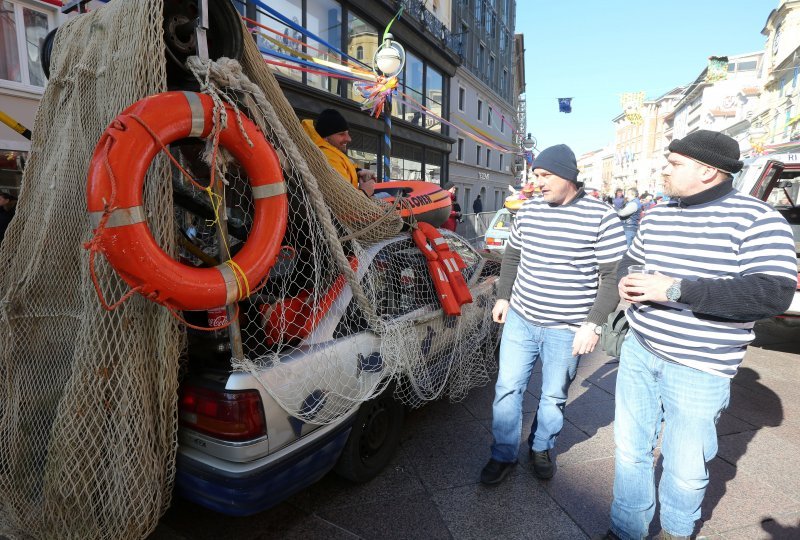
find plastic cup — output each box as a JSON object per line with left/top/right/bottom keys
{"left": 628, "top": 264, "right": 655, "bottom": 275}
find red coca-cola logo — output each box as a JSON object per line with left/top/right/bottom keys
{"left": 207, "top": 308, "right": 228, "bottom": 328}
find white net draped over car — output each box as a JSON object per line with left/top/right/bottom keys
{"left": 0, "top": 2, "right": 498, "bottom": 539}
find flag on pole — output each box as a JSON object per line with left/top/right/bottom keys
{"left": 558, "top": 98, "right": 572, "bottom": 113}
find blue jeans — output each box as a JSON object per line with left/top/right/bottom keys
{"left": 623, "top": 226, "right": 637, "bottom": 247}
{"left": 610, "top": 334, "right": 731, "bottom": 539}
{"left": 490, "top": 308, "right": 579, "bottom": 462}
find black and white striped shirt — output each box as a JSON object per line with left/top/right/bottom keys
{"left": 507, "top": 194, "right": 627, "bottom": 328}
{"left": 627, "top": 190, "right": 798, "bottom": 377}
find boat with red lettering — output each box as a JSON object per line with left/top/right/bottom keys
{"left": 373, "top": 180, "right": 452, "bottom": 226}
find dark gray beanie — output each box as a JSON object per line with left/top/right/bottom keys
{"left": 532, "top": 144, "right": 579, "bottom": 182}
{"left": 668, "top": 130, "right": 743, "bottom": 174}
{"left": 315, "top": 109, "right": 349, "bottom": 138}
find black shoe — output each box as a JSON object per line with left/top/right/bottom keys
{"left": 530, "top": 449, "right": 555, "bottom": 479}
{"left": 592, "top": 531, "right": 621, "bottom": 540}
{"left": 480, "top": 458, "right": 517, "bottom": 485}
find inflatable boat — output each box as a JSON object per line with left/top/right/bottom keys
{"left": 373, "top": 180, "right": 452, "bottom": 227}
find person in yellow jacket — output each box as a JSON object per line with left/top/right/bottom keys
{"left": 301, "top": 108, "right": 376, "bottom": 197}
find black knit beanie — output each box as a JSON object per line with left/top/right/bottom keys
{"left": 315, "top": 109, "right": 349, "bottom": 138}
{"left": 531, "top": 144, "right": 579, "bottom": 183}
{"left": 668, "top": 130, "right": 743, "bottom": 173}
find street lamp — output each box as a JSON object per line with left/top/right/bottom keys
{"left": 374, "top": 33, "right": 406, "bottom": 182}
{"left": 521, "top": 133, "right": 536, "bottom": 183}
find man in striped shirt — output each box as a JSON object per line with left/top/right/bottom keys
{"left": 601, "top": 130, "right": 797, "bottom": 540}
{"left": 480, "top": 144, "right": 627, "bottom": 485}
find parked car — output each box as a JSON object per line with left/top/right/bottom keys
{"left": 733, "top": 152, "right": 800, "bottom": 318}
{"left": 175, "top": 231, "right": 500, "bottom": 516}
{"left": 484, "top": 207, "right": 515, "bottom": 251}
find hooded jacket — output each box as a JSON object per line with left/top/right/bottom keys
{"left": 301, "top": 119, "right": 358, "bottom": 189}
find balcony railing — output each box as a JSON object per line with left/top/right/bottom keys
{"left": 393, "top": 0, "right": 464, "bottom": 59}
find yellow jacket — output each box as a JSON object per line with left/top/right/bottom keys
{"left": 301, "top": 119, "right": 358, "bottom": 189}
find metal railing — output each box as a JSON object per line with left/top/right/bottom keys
{"left": 455, "top": 211, "right": 496, "bottom": 248}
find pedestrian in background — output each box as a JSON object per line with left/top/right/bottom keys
{"left": 612, "top": 188, "right": 625, "bottom": 210}
{"left": 442, "top": 182, "right": 461, "bottom": 231}
{"left": 472, "top": 195, "right": 483, "bottom": 214}
{"left": 599, "top": 130, "right": 797, "bottom": 540}
{"left": 616, "top": 187, "right": 642, "bottom": 247}
{"left": 0, "top": 191, "right": 17, "bottom": 243}
{"left": 481, "top": 144, "right": 626, "bottom": 485}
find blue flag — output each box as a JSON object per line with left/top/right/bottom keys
{"left": 558, "top": 98, "right": 572, "bottom": 113}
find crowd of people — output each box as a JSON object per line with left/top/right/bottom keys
{"left": 480, "top": 130, "right": 797, "bottom": 540}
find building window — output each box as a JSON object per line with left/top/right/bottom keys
{"left": 457, "top": 137, "right": 464, "bottom": 161}
{"left": 260, "top": 0, "right": 305, "bottom": 84}
{"left": 306, "top": 0, "right": 342, "bottom": 94}
{"left": 476, "top": 144, "right": 482, "bottom": 166}
{"left": 499, "top": 153, "right": 504, "bottom": 172}
{"left": 403, "top": 50, "right": 425, "bottom": 126}
{"left": 477, "top": 43, "right": 484, "bottom": 72}
{"left": 0, "top": 0, "right": 52, "bottom": 88}
{"left": 426, "top": 65, "right": 444, "bottom": 133}
{"left": 500, "top": 113, "right": 505, "bottom": 133}
{"left": 488, "top": 106, "right": 492, "bottom": 127}
{"left": 780, "top": 77, "right": 787, "bottom": 97}
{"left": 458, "top": 86, "right": 465, "bottom": 111}
{"left": 486, "top": 148, "right": 491, "bottom": 168}
{"left": 501, "top": 69, "right": 508, "bottom": 97}
{"left": 477, "top": 99, "right": 483, "bottom": 120}
{"left": 346, "top": 12, "right": 377, "bottom": 100}
{"left": 794, "top": 66, "right": 799, "bottom": 89}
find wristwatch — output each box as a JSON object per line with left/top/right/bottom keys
{"left": 666, "top": 279, "right": 682, "bottom": 302}
{"left": 582, "top": 322, "right": 602, "bottom": 335}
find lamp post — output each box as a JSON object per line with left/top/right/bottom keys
{"left": 374, "top": 33, "right": 405, "bottom": 182}
{"left": 521, "top": 133, "right": 536, "bottom": 184}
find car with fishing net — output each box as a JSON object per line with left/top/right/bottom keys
{"left": 175, "top": 230, "right": 500, "bottom": 516}
{"left": 733, "top": 151, "right": 800, "bottom": 319}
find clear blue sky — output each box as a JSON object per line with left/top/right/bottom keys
{"left": 518, "top": 0, "right": 778, "bottom": 156}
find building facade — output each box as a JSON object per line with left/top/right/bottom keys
{"left": 447, "top": 0, "right": 518, "bottom": 213}
{"left": 0, "top": 0, "right": 65, "bottom": 194}
{"left": 611, "top": 86, "right": 684, "bottom": 196}
{"left": 249, "top": 0, "right": 462, "bottom": 184}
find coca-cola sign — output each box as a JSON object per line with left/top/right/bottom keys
{"left": 207, "top": 308, "right": 228, "bottom": 328}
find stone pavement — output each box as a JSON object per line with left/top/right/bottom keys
{"left": 154, "top": 320, "right": 800, "bottom": 539}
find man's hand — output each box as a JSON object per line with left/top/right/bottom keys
{"left": 359, "top": 177, "right": 376, "bottom": 197}
{"left": 357, "top": 169, "right": 376, "bottom": 182}
{"left": 572, "top": 324, "right": 599, "bottom": 356}
{"left": 618, "top": 272, "right": 674, "bottom": 303}
{"left": 492, "top": 299, "right": 510, "bottom": 323}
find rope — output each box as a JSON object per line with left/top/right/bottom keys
{"left": 186, "top": 55, "right": 384, "bottom": 331}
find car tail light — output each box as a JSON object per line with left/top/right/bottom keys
{"left": 179, "top": 385, "right": 266, "bottom": 441}
{"left": 485, "top": 236, "right": 503, "bottom": 246}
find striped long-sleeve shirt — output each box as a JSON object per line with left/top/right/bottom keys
{"left": 507, "top": 193, "right": 627, "bottom": 328}
{"left": 625, "top": 182, "right": 798, "bottom": 377}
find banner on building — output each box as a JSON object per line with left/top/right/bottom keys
{"left": 558, "top": 98, "right": 572, "bottom": 113}
{"left": 620, "top": 91, "right": 645, "bottom": 125}
{"left": 706, "top": 56, "right": 729, "bottom": 83}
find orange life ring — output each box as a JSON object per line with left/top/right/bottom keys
{"left": 412, "top": 224, "right": 461, "bottom": 316}
{"left": 86, "top": 91, "right": 288, "bottom": 312}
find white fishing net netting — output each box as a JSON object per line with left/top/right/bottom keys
{"left": 0, "top": 2, "right": 499, "bottom": 539}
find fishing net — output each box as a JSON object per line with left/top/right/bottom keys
{"left": 0, "top": 2, "right": 498, "bottom": 539}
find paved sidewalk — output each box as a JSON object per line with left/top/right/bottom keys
{"left": 155, "top": 320, "right": 800, "bottom": 539}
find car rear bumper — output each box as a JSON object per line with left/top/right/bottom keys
{"left": 176, "top": 415, "right": 354, "bottom": 516}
